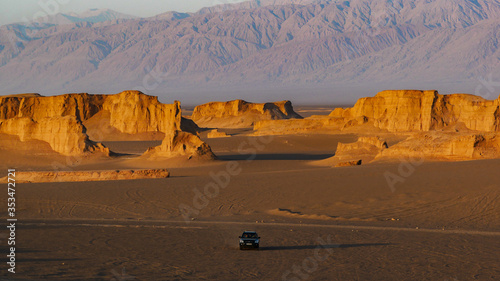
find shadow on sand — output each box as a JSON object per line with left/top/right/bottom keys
{"left": 260, "top": 243, "right": 391, "bottom": 251}
{"left": 217, "top": 153, "right": 334, "bottom": 161}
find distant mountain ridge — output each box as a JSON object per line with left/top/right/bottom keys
{"left": 1, "top": 0, "right": 500, "bottom": 103}
{"left": 32, "top": 8, "right": 137, "bottom": 25}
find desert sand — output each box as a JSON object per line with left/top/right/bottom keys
{"left": 0, "top": 90, "right": 499, "bottom": 280}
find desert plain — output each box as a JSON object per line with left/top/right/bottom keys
{"left": 0, "top": 90, "right": 499, "bottom": 280}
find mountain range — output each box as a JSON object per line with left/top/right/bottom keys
{"left": 33, "top": 8, "right": 137, "bottom": 25}
{"left": 1, "top": 0, "right": 500, "bottom": 104}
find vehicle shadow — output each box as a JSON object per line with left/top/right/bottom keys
{"left": 260, "top": 243, "right": 391, "bottom": 251}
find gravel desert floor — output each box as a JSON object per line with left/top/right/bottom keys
{"left": 1, "top": 130, "right": 499, "bottom": 280}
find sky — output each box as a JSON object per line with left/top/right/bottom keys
{"left": 0, "top": 0, "right": 247, "bottom": 25}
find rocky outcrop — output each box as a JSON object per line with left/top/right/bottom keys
{"left": 0, "top": 91, "right": 213, "bottom": 158}
{"left": 334, "top": 90, "right": 500, "bottom": 132}
{"left": 0, "top": 116, "right": 109, "bottom": 156}
{"left": 314, "top": 137, "right": 388, "bottom": 167}
{"left": 0, "top": 169, "right": 170, "bottom": 183}
{"left": 377, "top": 132, "right": 500, "bottom": 161}
{"left": 191, "top": 99, "right": 302, "bottom": 128}
{"left": 207, "top": 129, "right": 230, "bottom": 138}
{"left": 144, "top": 130, "right": 215, "bottom": 159}
{"left": 253, "top": 116, "right": 345, "bottom": 135}
{"left": 335, "top": 137, "right": 388, "bottom": 163}
{"left": 325, "top": 133, "right": 500, "bottom": 163}
{"left": 0, "top": 91, "right": 182, "bottom": 139}
{"left": 255, "top": 90, "right": 500, "bottom": 135}
{"left": 99, "top": 91, "right": 181, "bottom": 134}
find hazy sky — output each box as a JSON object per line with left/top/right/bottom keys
{"left": 0, "top": 0, "right": 247, "bottom": 25}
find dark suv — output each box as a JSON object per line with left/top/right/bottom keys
{"left": 239, "top": 231, "right": 260, "bottom": 250}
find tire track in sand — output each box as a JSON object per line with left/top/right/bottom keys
{"left": 15, "top": 218, "right": 500, "bottom": 237}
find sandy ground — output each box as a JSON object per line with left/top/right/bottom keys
{"left": 0, "top": 129, "right": 499, "bottom": 280}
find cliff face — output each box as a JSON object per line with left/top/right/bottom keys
{"left": 432, "top": 94, "right": 500, "bottom": 132}
{"left": 0, "top": 93, "right": 104, "bottom": 121}
{"left": 0, "top": 91, "right": 182, "bottom": 136}
{"left": 0, "top": 91, "right": 211, "bottom": 158}
{"left": 335, "top": 90, "right": 500, "bottom": 132}
{"left": 100, "top": 91, "right": 181, "bottom": 134}
{"left": 191, "top": 99, "right": 302, "bottom": 128}
{"left": 0, "top": 116, "right": 108, "bottom": 155}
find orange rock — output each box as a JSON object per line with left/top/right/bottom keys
{"left": 207, "top": 129, "right": 230, "bottom": 138}
{"left": 0, "top": 91, "right": 212, "bottom": 159}
{"left": 191, "top": 99, "right": 302, "bottom": 128}
{"left": 377, "top": 132, "right": 500, "bottom": 161}
{"left": 339, "top": 90, "right": 500, "bottom": 132}
{"left": 0, "top": 169, "right": 170, "bottom": 183}
{"left": 144, "top": 130, "right": 215, "bottom": 159}
{"left": 253, "top": 116, "right": 345, "bottom": 135}
{"left": 0, "top": 116, "right": 109, "bottom": 156}
{"left": 335, "top": 137, "right": 388, "bottom": 162}
{"left": 0, "top": 91, "right": 182, "bottom": 135}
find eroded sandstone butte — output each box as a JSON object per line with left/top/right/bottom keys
{"left": 331, "top": 90, "right": 500, "bottom": 132}
{"left": 0, "top": 115, "right": 108, "bottom": 156}
{"left": 0, "top": 91, "right": 182, "bottom": 138}
{"left": 255, "top": 90, "right": 500, "bottom": 135}
{"left": 144, "top": 130, "right": 215, "bottom": 159}
{"left": 191, "top": 99, "right": 302, "bottom": 128}
{"left": 0, "top": 91, "right": 213, "bottom": 158}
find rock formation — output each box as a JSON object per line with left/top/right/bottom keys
{"left": 191, "top": 99, "right": 302, "bottom": 128}
{"left": 0, "top": 91, "right": 182, "bottom": 139}
{"left": 254, "top": 90, "right": 500, "bottom": 135}
{"left": 328, "top": 137, "right": 388, "bottom": 165}
{"left": 376, "top": 132, "right": 500, "bottom": 161}
{"left": 324, "top": 132, "right": 500, "bottom": 165}
{"left": 253, "top": 115, "right": 345, "bottom": 135}
{"left": 144, "top": 130, "right": 215, "bottom": 159}
{"left": 0, "top": 169, "right": 170, "bottom": 183}
{"left": 332, "top": 90, "right": 500, "bottom": 132}
{"left": 207, "top": 129, "right": 230, "bottom": 138}
{"left": 0, "top": 91, "right": 213, "bottom": 158}
{"left": 0, "top": 116, "right": 108, "bottom": 156}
